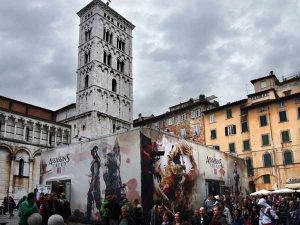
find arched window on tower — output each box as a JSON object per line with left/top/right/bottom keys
{"left": 103, "top": 28, "right": 106, "bottom": 39}
{"left": 109, "top": 33, "right": 113, "bottom": 44}
{"left": 85, "top": 28, "right": 92, "bottom": 41}
{"left": 283, "top": 150, "right": 293, "bottom": 165}
{"left": 19, "top": 158, "right": 24, "bottom": 176}
{"left": 84, "top": 51, "right": 90, "bottom": 64}
{"left": 120, "top": 61, "right": 124, "bottom": 73}
{"left": 103, "top": 51, "right": 107, "bottom": 64}
{"left": 117, "top": 59, "right": 124, "bottom": 73}
{"left": 263, "top": 153, "right": 272, "bottom": 167}
{"left": 105, "top": 31, "right": 110, "bottom": 42}
{"left": 107, "top": 54, "right": 111, "bottom": 66}
{"left": 113, "top": 124, "right": 116, "bottom": 133}
{"left": 85, "top": 75, "right": 89, "bottom": 88}
{"left": 112, "top": 79, "right": 117, "bottom": 92}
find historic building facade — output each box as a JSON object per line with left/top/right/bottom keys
{"left": 134, "top": 95, "right": 218, "bottom": 144}
{"left": 203, "top": 71, "right": 300, "bottom": 191}
{"left": 0, "top": 96, "right": 71, "bottom": 199}
{"left": 0, "top": 0, "right": 134, "bottom": 199}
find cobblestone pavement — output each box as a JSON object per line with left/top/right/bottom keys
{"left": 0, "top": 212, "right": 18, "bottom": 225}
{"left": 0, "top": 211, "right": 85, "bottom": 225}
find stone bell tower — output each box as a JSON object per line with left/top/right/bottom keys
{"left": 75, "top": 0, "right": 135, "bottom": 138}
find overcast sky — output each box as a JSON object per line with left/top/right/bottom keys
{"left": 0, "top": 0, "right": 300, "bottom": 118}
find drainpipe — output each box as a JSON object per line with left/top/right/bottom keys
{"left": 267, "top": 105, "right": 281, "bottom": 189}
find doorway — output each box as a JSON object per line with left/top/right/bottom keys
{"left": 46, "top": 179, "right": 71, "bottom": 201}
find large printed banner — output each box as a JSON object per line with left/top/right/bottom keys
{"left": 140, "top": 128, "right": 248, "bottom": 217}
{"left": 41, "top": 129, "right": 141, "bottom": 221}
{"left": 41, "top": 128, "right": 248, "bottom": 223}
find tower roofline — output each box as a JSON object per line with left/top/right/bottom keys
{"left": 77, "top": 0, "right": 135, "bottom": 30}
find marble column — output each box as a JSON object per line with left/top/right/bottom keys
{"left": 13, "top": 118, "right": 17, "bottom": 139}
{"left": 47, "top": 127, "right": 51, "bottom": 146}
{"left": 54, "top": 128, "right": 57, "bottom": 146}
{"left": 28, "top": 159, "right": 34, "bottom": 192}
{"left": 67, "top": 130, "right": 71, "bottom": 144}
{"left": 23, "top": 121, "right": 27, "bottom": 141}
{"left": 4, "top": 116, "right": 8, "bottom": 137}
{"left": 62, "top": 129, "right": 65, "bottom": 144}
{"left": 8, "top": 154, "right": 16, "bottom": 196}
{"left": 40, "top": 124, "right": 43, "bottom": 144}
{"left": 32, "top": 123, "right": 36, "bottom": 143}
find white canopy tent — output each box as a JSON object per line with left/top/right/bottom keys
{"left": 272, "top": 188, "right": 296, "bottom": 194}
{"left": 250, "top": 189, "right": 271, "bottom": 196}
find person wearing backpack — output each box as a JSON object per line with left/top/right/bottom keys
{"left": 258, "top": 198, "right": 278, "bottom": 225}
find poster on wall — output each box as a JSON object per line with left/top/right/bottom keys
{"left": 140, "top": 128, "right": 248, "bottom": 220}
{"left": 40, "top": 128, "right": 248, "bottom": 223}
{"left": 40, "top": 130, "right": 141, "bottom": 223}
{"left": 36, "top": 184, "right": 51, "bottom": 199}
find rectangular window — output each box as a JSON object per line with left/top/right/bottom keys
{"left": 214, "top": 146, "right": 220, "bottom": 150}
{"left": 210, "top": 129, "right": 217, "bottom": 139}
{"left": 261, "top": 81, "right": 267, "bottom": 89}
{"left": 279, "top": 111, "right": 287, "bottom": 122}
{"left": 243, "top": 140, "right": 250, "bottom": 151}
{"left": 281, "top": 130, "right": 290, "bottom": 143}
{"left": 226, "top": 109, "right": 233, "bottom": 119}
{"left": 181, "top": 128, "right": 187, "bottom": 139}
{"left": 262, "top": 134, "right": 270, "bottom": 146}
{"left": 178, "top": 113, "right": 186, "bottom": 122}
{"left": 263, "top": 175, "right": 270, "bottom": 184}
{"left": 210, "top": 114, "right": 215, "bottom": 123}
{"left": 229, "top": 143, "right": 235, "bottom": 153}
{"left": 191, "top": 109, "right": 201, "bottom": 119}
{"left": 279, "top": 101, "right": 285, "bottom": 108}
{"left": 225, "top": 125, "right": 236, "bottom": 136}
{"left": 260, "top": 115, "right": 267, "bottom": 126}
{"left": 152, "top": 122, "right": 159, "bottom": 129}
{"left": 298, "top": 107, "right": 300, "bottom": 119}
{"left": 194, "top": 124, "right": 200, "bottom": 136}
{"left": 167, "top": 117, "right": 174, "bottom": 125}
{"left": 241, "top": 121, "right": 248, "bottom": 132}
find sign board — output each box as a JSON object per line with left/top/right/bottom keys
{"left": 36, "top": 184, "right": 51, "bottom": 199}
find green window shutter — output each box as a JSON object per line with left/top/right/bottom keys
{"left": 262, "top": 134, "right": 269, "bottom": 145}
{"left": 281, "top": 131, "right": 290, "bottom": 142}
{"left": 243, "top": 140, "right": 250, "bottom": 151}
{"left": 229, "top": 143, "right": 235, "bottom": 153}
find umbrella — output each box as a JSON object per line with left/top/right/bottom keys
{"left": 250, "top": 189, "right": 271, "bottom": 196}
{"left": 272, "top": 188, "right": 296, "bottom": 194}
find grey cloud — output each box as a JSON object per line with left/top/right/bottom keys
{"left": 0, "top": 0, "right": 300, "bottom": 118}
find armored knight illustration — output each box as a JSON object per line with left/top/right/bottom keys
{"left": 155, "top": 140, "right": 197, "bottom": 212}
{"left": 103, "top": 139, "right": 124, "bottom": 201}
{"left": 87, "top": 146, "right": 101, "bottom": 220}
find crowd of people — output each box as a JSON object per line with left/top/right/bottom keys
{"left": 1, "top": 192, "right": 70, "bottom": 225}
{"left": 149, "top": 193, "right": 300, "bottom": 225}
{"left": 2, "top": 192, "right": 300, "bottom": 225}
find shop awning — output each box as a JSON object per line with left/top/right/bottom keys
{"left": 285, "top": 183, "right": 300, "bottom": 189}
{"left": 45, "top": 176, "right": 72, "bottom": 182}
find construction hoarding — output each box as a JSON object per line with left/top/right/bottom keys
{"left": 41, "top": 128, "right": 248, "bottom": 222}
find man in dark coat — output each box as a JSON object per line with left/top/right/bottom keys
{"left": 209, "top": 206, "right": 226, "bottom": 225}
{"left": 199, "top": 207, "right": 211, "bottom": 225}
{"left": 286, "top": 200, "right": 300, "bottom": 225}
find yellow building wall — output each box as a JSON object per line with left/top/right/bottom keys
{"left": 204, "top": 97, "right": 300, "bottom": 191}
